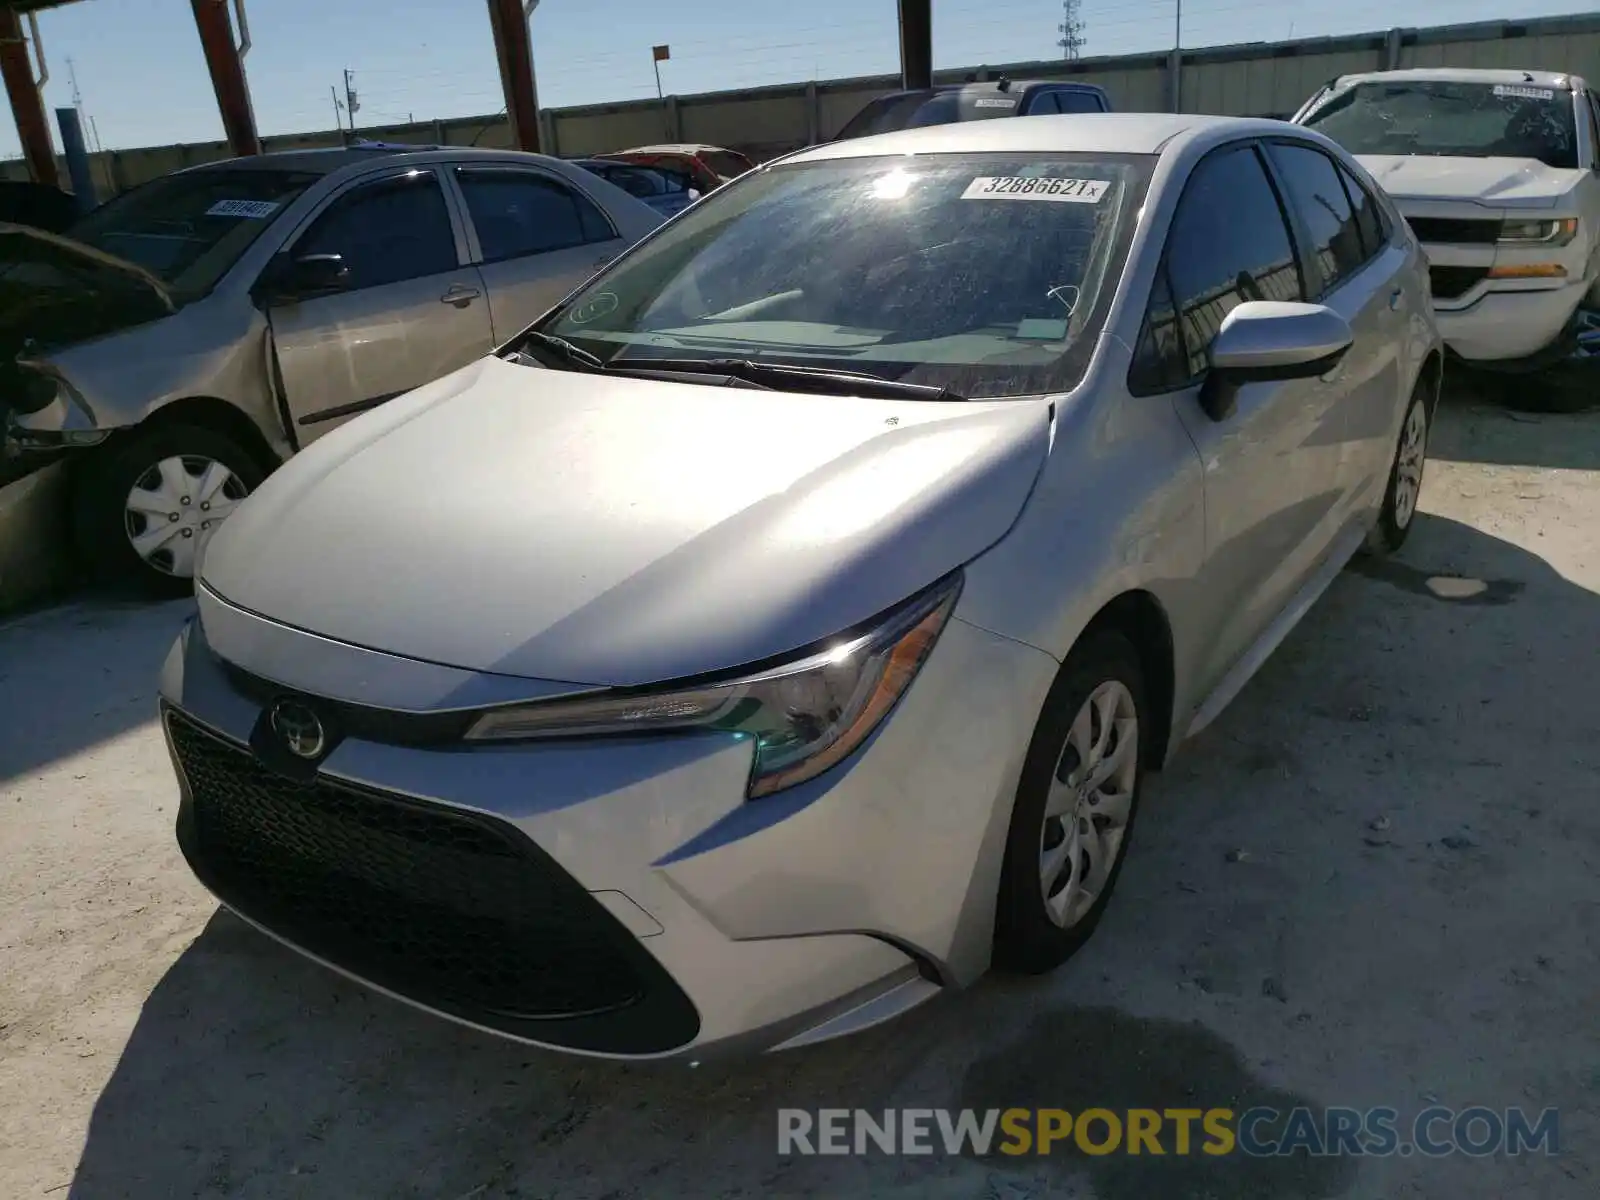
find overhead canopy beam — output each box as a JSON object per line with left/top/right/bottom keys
{"left": 487, "top": 0, "right": 540, "bottom": 153}
{"left": 191, "top": 0, "right": 260, "bottom": 157}
{"left": 0, "top": 7, "right": 58, "bottom": 185}
{"left": 898, "top": 0, "right": 932, "bottom": 91}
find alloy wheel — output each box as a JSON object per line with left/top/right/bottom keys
{"left": 1392, "top": 401, "right": 1428, "bottom": 531}
{"left": 1039, "top": 679, "right": 1139, "bottom": 929}
{"left": 124, "top": 455, "right": 250, "bottom": 579}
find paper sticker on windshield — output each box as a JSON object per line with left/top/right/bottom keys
{"left": 1493, "top": 84, "right": 1555, "bottom": 100}
{"left": 205, "top": 198, "right": 281, "bottom": 219}
{"left": 962, "top": 176, "right": 1108, "bottom": 202}
{"left": 973, "top": 97, "right": 1018, "bottom": 109}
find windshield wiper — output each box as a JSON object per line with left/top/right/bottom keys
{"left": 607, "top": 356, "right": 966, "bottom": 401}
{"left": 506, "top": 330, "right": 605, "bottom": 372}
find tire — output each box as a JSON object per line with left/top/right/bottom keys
{"left": 993, "top": 629, "right": 1147, "bottom": 975}
{"left": 71, "top": 422, "right": 266, "bottom": 597}
{"left": 1362, "top": 381, "right": 1430, "bottom": 557}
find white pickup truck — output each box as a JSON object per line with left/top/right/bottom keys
{"left": 1294, "top": 68, "right": 1600, "bottom": 371}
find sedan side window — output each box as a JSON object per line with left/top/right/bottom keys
{"left": 1267, "top": 142, "right": 1368, "bottom": 296}
{"left": 455, "top": 169, "right": 617, "bottom": 263}
{"left": 1027, "top": 91, "right": 1062, "bottom": 115}
{"left": 1335, "top": 160, "right": 1386, "bottom": 261}
{"left": 1055, "top": 90, "right": 1108, "bottom": 114}
{"left": 294, "top": 172, "right": 458, "bottom": 291}
{"left": 1133, "top": 144, "right": 1304, "bottom": 390}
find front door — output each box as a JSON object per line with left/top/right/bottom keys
{"left": 1143, "top": 142, "right": 1349, "bottom": 698}
{"left": 447, "top": 165, "right": 628, "bottom": 339}
{"left": 265, "top": 168, "right": 494, "bottom": 443}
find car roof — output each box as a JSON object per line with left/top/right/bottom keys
{"left": 610, "top": 144, "right": 728, "bottom": 157}
{"left": 1328, "top": 67, "right": 1583, "bottom": 91}
{"left": 786, "top": 112, "right": 1284, "bottom": 164}
{"left": 901, "top": 79, "right": 1103, "bottom": 97}
{"left": 172, "top": 145, "right": 565, "bottom": 178}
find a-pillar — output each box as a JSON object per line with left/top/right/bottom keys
{"left": 898, "top": 0, "right": 932, "bottom": 91}
{"left": 0, "top": 9, "right": 57, "bottom": 186}
{"left": 487, "top": 0, "right": 540, "bottom": 153}
{"left": 190, "top": 0, "right": 261, "bottom": 157}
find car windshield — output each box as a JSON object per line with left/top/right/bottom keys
{"left": 540, "top": 152, "right": 1154, "bottom": 399}
{"left": 1302, "top": 80, "right": 1579, "bottom": 168}
{"left": 62, "top": 167, "right": 319, "bottom": 297}
{"left": 835, "top": 92, "right": 1019, "bottom": 140}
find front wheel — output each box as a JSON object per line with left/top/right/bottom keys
{"left": 993, "top": 629, "right": 1147, "bottom": 975}
{"left": 72, "top": 423, "right": 265, "bottom": 597}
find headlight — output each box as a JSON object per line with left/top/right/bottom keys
{"left": 465, "top": 572, "right": 963, "bottom": 797}
{"left": 1498, "top": 217, "right": 1578, "bottom": 246}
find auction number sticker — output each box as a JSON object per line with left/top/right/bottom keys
{"left": 205, "top": 198, "right": 282, "bottom": 219}
{"left": 962, "top": 176, "right": 1109, "bottom": 202}
{"left": 1493, "top": 85, "right": 1555, "bottom": 100}
{"left": 973, "top": 97, "right": 1018, "bottom": 108}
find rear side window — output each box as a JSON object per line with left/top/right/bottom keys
{"left": 1055, "top": 90, "right": 1107, "bottom": 114}
{"left": 1268, "top": 141, "right": 1370, "bottom": 294}
{"left": 701, "top": 150, "right": 753, "bottom": 178}
{"left": 1027, "top": 91, "right": 1062, "bottom": 115}
{"left": 1137, "top": 144, "right": 1304, "bottom": 388}
{"left": 455, "top": 169, "right": 615, "bottom": 262}
{"left": 1335, "top": 160, "right": 1386, "bottom": 259}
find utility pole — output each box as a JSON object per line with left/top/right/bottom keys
{"left": 1057, "top": 0, "right": 1086, "bottom": 60}
{"left": 330, "top": 84, "right": 343, "bottom": 137}
{"left": 1173, "top": 0, "right": 1183, "bottom": 112}
{"left": 343, "top": 68, "right": 360, "bottom": 135}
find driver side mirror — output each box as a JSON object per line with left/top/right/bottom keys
{"left": 261, "top": 252, "right": 350, "bottom": 304}
{"left": 1200, "top": 301, "right": 1354, "bottom": 421}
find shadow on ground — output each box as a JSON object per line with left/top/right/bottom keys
{"left": 0, "top": 594, "right": 191, "bottom": 785}
{"left": 1433, "top": 375, "right": 1600, "bottom": 471}
{"left": 64, "top": 508, "right": 1599, "bottom": 1199}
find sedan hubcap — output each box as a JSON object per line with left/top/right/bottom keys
{"left": 124, "top": 455, "right": 249, "bottom": 578}
{"left": 1040, "top": 680, "right": 1138, "bottom": 929}
{"left": 1393, "top": 402, "right": 1428, "bottom": 530}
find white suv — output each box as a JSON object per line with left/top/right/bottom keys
{"left": 1295, "top": 68, "right": 1600, "bottom": 369}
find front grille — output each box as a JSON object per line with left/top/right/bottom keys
{"left": 167, "top": 708, "right": 699, "bottom": 1053}
{"left": 1407, "top": 216, "right": 1503, "bottom": 245}
{"left": 1428, "top": 265, "right": 1490, "bottom": 301}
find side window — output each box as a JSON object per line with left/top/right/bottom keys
{"left": 1027, "top": 91, "right": 1062, "bottom": 115}
{"left": 1149, "top": 144, "right": 1304, "bottom": 386}
{"left": 1335, "top": 160, "right": 1386, "bottom": 260}
{"left": 294, "top": 172, "right": 458, "bottom": 290}
{"left": 1128, "top": 265, "right": 1186, "bottom": 394}
{"left": 605, "top": 166, "right": 665, "bottom": 199}
{"left": 454, "top": 169, "right": 616, "bottom": 263}
{"left": 1585, "top": 92, "right": 1600, "bottom": 168}
{"left": 1267, "top": 142, "right": 1368, "bottom": 295}
{"left": 1056, "top": 90, "right": 1108, "bottom": 114}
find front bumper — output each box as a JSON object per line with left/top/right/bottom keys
{"left": 1433, "top": 281, "right": 1588, "bottom": 364}
{"left": 158, "top": 587, "right": 1058, "bottom": 1059}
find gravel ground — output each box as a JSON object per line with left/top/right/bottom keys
{"left": 2, "top": 390, "right": 1597, "bottom": 1200}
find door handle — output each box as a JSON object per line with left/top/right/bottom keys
{"left": 440, "top": 284, "right": 481, "bottom": 307}
{"left": 1388, "top": 287, "right": 1404, "bottom": 312}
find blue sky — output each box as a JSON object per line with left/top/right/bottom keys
{"left": 2, "top": 0, "right": 1590, "bottom": 159}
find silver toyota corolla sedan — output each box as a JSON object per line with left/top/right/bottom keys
{"left": 159, "top": 113, "right": 1442, "bottom": 1061}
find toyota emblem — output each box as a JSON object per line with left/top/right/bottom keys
{"left": 269, "top": 699, "right": 326, "bottom": 760}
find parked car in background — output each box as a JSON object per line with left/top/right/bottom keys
{"left": 832, "top": 78, "right": 1112, "bottom": 142}
{"left": 596, "top": 144, "right": 755, "bottom": 195}
{"left": 162, "top": 113, "right": 1440, "bottom": 1061}
{"left": 1, "top": 144, "right": 663, "bottom": 593}
{"left": 570, "top": 158, "right": 701, "bottom": 218}
{"left": 1295, "top": 69, "right": 1600, "bottom": 371}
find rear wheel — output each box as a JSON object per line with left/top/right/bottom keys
{"left": 72, "top": 423, "right": 265, "bottom": 597}
{"left": 1362, "top": 383, "right": 1429, "bottom": 557}
{"left": 994, "top": 630, "right": 1147, "bottom": 975}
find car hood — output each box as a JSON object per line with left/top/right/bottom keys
{"left": 0, "top": 223, "right": 175, "bottom": 369}
{"left": 1355, "top": 154, "right": 1587, "bottom": 209}
{"left": 200, "top": 357, "right": 1051, "bottom": 687}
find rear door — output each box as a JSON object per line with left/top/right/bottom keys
{"left": 448, "top": 165, "right": 629, "bottom": 339}
{"left": 1130, "top": 141, "right": 1343, "bottom": 696}
{"left": 264, "top": 167, "right": 493, "bottom": 443}
{"left": 1263, "top": 138, "right": 1410, "bottom": 514}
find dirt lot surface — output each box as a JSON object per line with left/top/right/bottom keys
{"left": 2, "top": 391, "right": 1597, "bottom": 1200}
